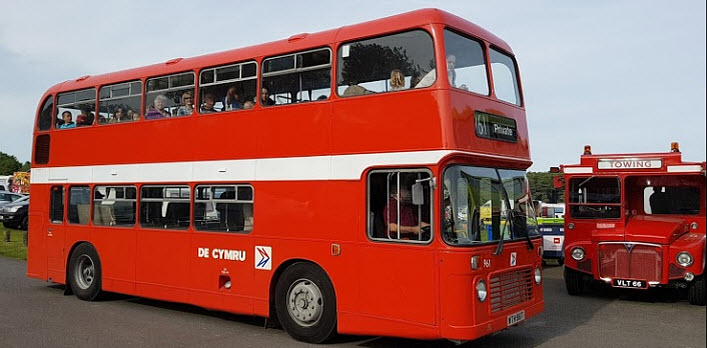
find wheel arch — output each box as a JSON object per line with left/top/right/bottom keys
{"left": 267, "top": 258, "right": 336, "bottom": 324}
{"left": 63, "top": 241, "right": 96, "bottom": 295}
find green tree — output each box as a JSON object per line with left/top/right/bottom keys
{"left": 19, "top": 161, "right": 31, "bottom": 172}
{"left": 527, "top": 172, "right": 564, "bottom": 203}
{"left": 0, "top": 152, "right": 21, "bottom": 175}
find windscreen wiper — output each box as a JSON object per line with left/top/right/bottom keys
{"left": 493, "top": 209, "right": 510, "bottom": 255}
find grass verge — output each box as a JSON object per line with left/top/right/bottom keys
{"left": 0, "top": 225, "right": 28, "bottom": 260}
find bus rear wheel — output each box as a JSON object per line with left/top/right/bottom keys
{"left": 275, "top": 263, "right": 337, "bottom": 343}
{"left": 564, "top": 266, "right": 585, "bottom": 296}
{"left": 688, "top": 275, "right": 705, "bottom": 306}
{"left": 68, "top": 243, "right": 103, "bottom": 301}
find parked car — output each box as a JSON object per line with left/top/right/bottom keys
{"left": 0, "top": 191, "right": 26, "bottom": 206}
{"left": 0, "top": 198, "right": 29, "bottom": 230}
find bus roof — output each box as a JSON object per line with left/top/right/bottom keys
{"left": 44, "top": 8, "right": 512, "bottom": 95}
{"left": 561, "top": 151, "right": 706, "bottom": 175}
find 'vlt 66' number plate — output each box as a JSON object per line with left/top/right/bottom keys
{"left": 612, "top": 279, "right": 647, "bottom": 289}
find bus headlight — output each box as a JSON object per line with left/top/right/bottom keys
{"left": 535, "top": 267, "right": 542, "bottom": 284}
{"left": 571, "top": 247, "right": 586, "bottom": 261}
{"left": 676, "top": 252, "right": 693, "bottom": 267}
{"left": 476, "top": 280, "right": 488, "bottom": 302}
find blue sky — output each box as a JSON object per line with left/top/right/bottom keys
{"left": 0, "top": 1, "right": 704, "bottom": 171}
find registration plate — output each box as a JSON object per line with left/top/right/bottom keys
{"left": 507, "top": 310, "right": 525, "bottom": 327}
{"left": 612, "top": 279, "right": 647, "bottom": 289}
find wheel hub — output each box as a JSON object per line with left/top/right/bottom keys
{"left": 287, "top": 279, "right": 324, "bottom": 327}
{"left": 75, "top": 255, "right": 95, "bottom": 290}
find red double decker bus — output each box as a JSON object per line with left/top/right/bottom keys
{"left": 28, "top": 9, "right": 544, "bottom": 343}
{"left": 559, "top": 144, "right": 706, "bottom": 305}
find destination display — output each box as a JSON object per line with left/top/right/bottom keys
{"left": 475, "top": 111, "right": 517, "bottom": 142}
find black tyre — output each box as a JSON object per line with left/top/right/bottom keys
{"left": 564, "top": 266, "right": 585, "bottom": 296}
{"left": 688, "top": 275, "right": 705, "bottom": 306}
{"left": 19, "top": 216, "right": 29, "bottom": 230}
{"left": 275, "top": 263, "right": 337, "bottom": 343}
{"left": 68, "top": 243, "right": 103, "bottom": 301}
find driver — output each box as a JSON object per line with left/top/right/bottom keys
{"left": 382, "top": 181, "right": 430, "bottom": 239}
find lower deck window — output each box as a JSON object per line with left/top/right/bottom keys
{"left": 194, "top": 185, "right": 253, "bottom": 233}
{"left": 93, "top": 186, "right": 136, "bottom": 226}
{"left": 140, "top": 186, "right": 190, "bottom": 230}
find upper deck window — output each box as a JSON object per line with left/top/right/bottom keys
{"left": 337, "top": 30, "right": 435, "bottom": 96}
{"left": 261, "top": 48, "right": 331, "bottom": 106}
{"left": 56, "top": 89, "right": 97, "bottom": 129}
{"left": 38, "top": 96, "right": 54, "bottom": 131}
{"left": 490, "top": 48, "right": 521, "bottom": 105}
{"left": 199, "top": 61, "right": 257, "bottom": 112}
{"left": 98, "top": 81, "right": 142, "bottom": 124}
{"left": 146, "top": 72, "right": 195, "bottom": 119}
{"left": 443, "top": 29, "right": 489, "bottom": 95}
{"left": 568, "top": 177, "right": 621, "bottom": 219}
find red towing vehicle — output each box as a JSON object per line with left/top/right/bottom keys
{"left": 557, "top": 143, "right": 706, "bottom": 305}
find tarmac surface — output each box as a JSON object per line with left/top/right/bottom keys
{"left": 0, "top": 256, "right": 705, "bottom": 347}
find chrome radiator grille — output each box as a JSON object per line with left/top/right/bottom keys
{"left": 489, "top": 268, "right": 534, "bottom": 313}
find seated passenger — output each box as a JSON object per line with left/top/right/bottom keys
{"left": 127, "top": 109, "right": 140, "bottom": 121}
{"left": 76, "top": 108, "right": 94, "bottom": 126}
{"left": 108, "top": 107, "right": 128, "bottom": 123}
{"left": 390, "top": 69, "right": 405, "bottom": 91}
{"left": 260, "top": 87, "right": 276, "bottom": 106}
{"left": 415, "top": 54, "right": 457, "bottom": 89}
{"left": 200, "top": 93, "right": 219, "bottom": 113}
{"left": 146, "top": 95, "right": 171, "bottom": 119}
{"left": 59, "top": 111, "right": 76, "bottom": 129}
{"left": 243, "top": 101, "right": 254, "bottom": 109}
{"left": 382, "top": 182, "right": 430, "bottom": 239}
{"left": 175, "top": 92, "right": 194, "bottom": 116}
{"left": 222, "top": 87, "right": 242, "bottom": 111}
{"left": 342, "top": 84, "right": 370, "bottom": 97}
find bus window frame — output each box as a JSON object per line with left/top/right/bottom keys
{"left": 55, "top": 88, "right": 98, "bottom": 129}
{"left": 567, "top": 176, "right": 623, "bottom": 220}
{"left": 442, "top": 26, "right": 491, "bottom": 97}
{"left": 193, "top": 184, "right": 254, "bottom": 234}
{"left": 488, "top": 45, "right": 524, "bottom": 107}
{"left": 261, "top": 47, "right": 333, "bottom": 107}
{"left": 139, "top": 184, "right": 192, "bottom": 231}
{"left": 144, "top": 71, "right": 196, "bottom": 120}
{"left": 198, "top": 60, "right": 259, "bottom": 114}
{"left": 98, "top": 79, "right": 144, "bottom": 125}
{"left": 366, "top": 168, "right": 434, "bottom": 245}
{"left": 37, "top": 95, "right": 55, "bottom": 131}
{"left": 335, "top": 28, "right": 437, "bottom": 98}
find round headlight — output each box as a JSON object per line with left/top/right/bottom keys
{"left": 676, "top": 252, "right": 693, "bottom": 267}
{"left": 476, "top": 280, "right": 488, "bottom": 302}
{"left": 534, "top": 267, "right": 542, "bottom": 284}
{"left": 571, "top": 247, "right": 586, "bottom": 261}
{"left": 567, "top": 223, "right": 575, "bottom": 230}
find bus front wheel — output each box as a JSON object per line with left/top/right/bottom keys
{"left": 564, "top": 266, "right": 585, "bottom": 296}
{"left": 68, "top": 243, "right": 103, "bottom": 301}
{"left": 275, "top": 262, "right": 337, "bottom": 343}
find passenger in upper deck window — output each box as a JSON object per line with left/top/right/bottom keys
{"left": 243, "top": 101, "right": 254, "bottom": 110}
{"left": 146, "top": 94, "right": 171, "bottom": 119}
{"left": 199, "top": 93, "right": 219, "bottom": 113}
{"left": 59, "top": 111, "right": 76, "bottom": 129}
{"left": 222, "top": 87, "right": 242, "bottom": 111}
{"left": 260, "top": 87, "right": 276, "bottom": 106}
{"left": 76, "top": 108, "right": 94, "bottom": 126}
{"left": 175, "top": 92, "right": 194, "bottom": 116}
{"left": 415, "top": 54, "right": 460, "bottom": 89}
{"left": 390, "top": 69, "right": 405, "bottom": 91}
{"left": 108, "top": 107, "right": 128, "bottom": 123}
{"left": 127, "top": 109, "right": 140, "bottom": 121}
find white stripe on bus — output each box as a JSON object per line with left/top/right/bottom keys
{"left": 31, "top": 150, "right": 530, "bottom": 184}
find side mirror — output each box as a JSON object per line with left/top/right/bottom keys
{"left": 412, "top": 182, "right": 424, "bottom": 205}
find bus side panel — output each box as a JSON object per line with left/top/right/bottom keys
{"left": 331, "top": 91, "right": 444, "bottom": 154}
{"left": 26, "top": 212, "right": 47, "bottom": 280}
{"left": 85, "top": 226, "right": 136, "bottom": 294}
